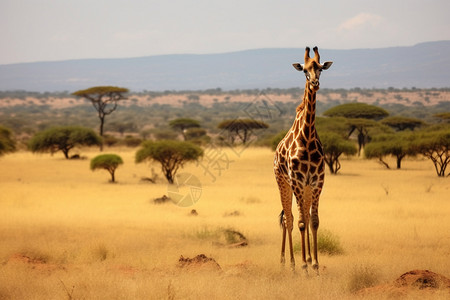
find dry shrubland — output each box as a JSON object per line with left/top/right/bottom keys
{"left": 0, "top": 148, "right": 449, "bottom": 299}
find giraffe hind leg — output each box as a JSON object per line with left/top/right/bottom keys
{"left": 276, "top": 177, "right": 295, "bottom": 271}
{"left": 280, "top": 210, "right": 286, "bottom": 266}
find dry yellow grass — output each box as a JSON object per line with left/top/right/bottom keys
{"left": 0, "top": 147, "right": 449, "bottom": 299}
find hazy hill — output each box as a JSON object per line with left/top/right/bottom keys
{"left": 1, "top": 41, "right": 449, "bottom": 92}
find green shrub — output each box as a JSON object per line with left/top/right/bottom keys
{"left": 294, "top": 228, "right": 344, "bottom": 255}
{"left": 317, "top": 229, "right": 344, "bottom": 255}
{"left": 90, "top": 154, "right": 123, "bottom": 183}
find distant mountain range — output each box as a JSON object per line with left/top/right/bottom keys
{"left": 1, "top": 41, "right": 449, "bottom": 92}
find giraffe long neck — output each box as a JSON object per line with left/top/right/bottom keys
{"left": 293, "top": 82, "right": 317, "bottom": 140}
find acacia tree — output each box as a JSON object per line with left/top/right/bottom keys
{"left": 135, "top": 140, "right": 203, "bottom": 184}
{"left": 320, "top": 131, "right": 357, "bottom": 174}
{"left": 218, "top": 119, "right": 269, "bottom": 144}
{"left": 29, "top": 126, "right": 102, "bottom": 159}
{"left": 0, "top": 126, "right": 16, "bottom": 156}
{"left": 72, "top": 86, "right": 128, "bottom": 148}
{"left": 169, "top": 118, "right": 201, "bottom": 140}
{"left": 364, "top": 132, "right": 417, "bottom": 169}
{"left": 412, "top": 128, "right": 450, "bottom": 177}
{"left": 380, "top": 116, "right": 424, "bottom": 131}
{"left": 90, "top": 154, "right": 123, "bottom": 183}
{"left": 323, "top": 103, "right": 389, "bottom": 120}
{"left": 324, "top": 103, "right": 389, "bottom": 155}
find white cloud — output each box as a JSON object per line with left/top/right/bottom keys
{"left": 338, "top": 13, "right": 384, "bottom": 32}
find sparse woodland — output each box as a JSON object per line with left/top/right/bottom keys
{"left": 1, "top": 88, "right": 449, "bottom": 176}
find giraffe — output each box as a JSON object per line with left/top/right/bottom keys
{"left": 274, "top": 46, "right": 333, "bottom": 273}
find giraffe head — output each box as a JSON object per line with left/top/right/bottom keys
{"left": 293, "top": 46, "right": 333, "bottom": 91}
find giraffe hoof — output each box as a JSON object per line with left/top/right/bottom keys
{"left": 312, "top": 263, "right": 319, "bottom": 270}
{"left": 307, "top": 258, "right": 312, "bottom": 265}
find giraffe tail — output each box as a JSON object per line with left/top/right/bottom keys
{"left": 279, "top": 210, "right": 284, "bottom": 228}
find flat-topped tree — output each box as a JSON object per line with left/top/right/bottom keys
{"left": 324, "top": 103, "right": 389, "bottom": 155}
{"left": 28, "top": 126, "right": 101, "bottom": 159}
{"left": 72, "top": 86, "right": 129, "bottom": 148}
{"left": 169, "top": 118, "right": 201, "bottom": 140}
{"left": 380, "top": 116, "right": 424, "bottom": 131}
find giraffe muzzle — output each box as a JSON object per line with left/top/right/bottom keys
{"left": 310, "top": 80, "right": 320, "bottom": 89}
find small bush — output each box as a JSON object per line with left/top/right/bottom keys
{"left": 317, "top": 229, "right": 344, "bottom": 255}
{"left": 90, "top": 154, "right": 123, "bottom": 183}
{"left": 294, "top": 229, "right": 344, "bottom": 255}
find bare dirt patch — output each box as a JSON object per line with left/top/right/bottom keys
{"left": 358, "top": 269, "right": 450, "bottom": 298}
{"left": 7, "top": 253, "right": 64, "bottom": 273}
{"left": 177, "top": 254, "right": 222, "bottom": 272}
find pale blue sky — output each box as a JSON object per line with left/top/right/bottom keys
{"left": 1, "top": 0, "right": 449, "bottom": 64}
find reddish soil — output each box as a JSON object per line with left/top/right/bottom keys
{"left": 7, "top": 253, "right": 64, "bottom": 273}
{"left": 177, "top": 254, "right": 222, "bottom": 272}
{"left": 358, "top": 269, "right": 450, "bottom": 298}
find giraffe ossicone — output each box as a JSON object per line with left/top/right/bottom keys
{"left": 274, "top": 46, "right": 333, "bottom": 274}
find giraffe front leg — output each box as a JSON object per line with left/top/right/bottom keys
{"left": 288, "top": 228, "right": 295, "bottom": 271}
{"left": 298, "top": 220, "right": 308, "bottom": 272}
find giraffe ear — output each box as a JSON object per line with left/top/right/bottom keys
{"left": 292, "top": 63, "right": 304, "bottom": 71}
{"left": 322, "top": 61, "right": 333, "bottom": 70}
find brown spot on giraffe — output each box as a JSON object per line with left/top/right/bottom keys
{"left": 274, "top": 46, "right": 333, "bottom": 274}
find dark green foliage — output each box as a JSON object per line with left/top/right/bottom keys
{"left": 320, "top": 105, "right": 390, "bottom": 156}
{"left": 380, "top": 116, "right": 424, "bottom": 131}
{"left": 169, "top": 118, "right": 201, "bottom": 140}
{"left": 346, "top": 118, "right": 391, "bottom": 156}
{"left": 411, "top": 127, "right": 450, "bottom": 177}
{"left": 320, "top": 132, "right": 357, "bottom": 174}
{"left": 323, "top": 103, "right": 389, "bottom": 120}
{"left": 316, "top": 117, "right": 349, "bottom": 137}
{"left": 135, "top": 140, "right": 203, "bottom": 183}
{"left": 0, "top": 126, "right": 16, "bottom": 156}
{"left": 90, "top": 154, "right": 123, "bottom": 183}
{"left": 72, "top": 86, "right": 129, "bottom": 96}
{"left": 184, "top": 127, "right": 210, "bottom": 145}
{"left": 29, "top": 126, "right": 102, "bottom": 159}
{"left": 364, "top": 132, "right": 417, "bottom": 169}
{"left": 218, "top": 119, "right": 269, "bottom": 144}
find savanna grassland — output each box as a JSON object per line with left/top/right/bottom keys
{"left": 1, "top": 147, "right": 449, "bottom": 299}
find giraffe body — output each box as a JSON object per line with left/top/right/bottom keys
{"left": 274, "top": 46, "right": 332, "bottom": 273}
